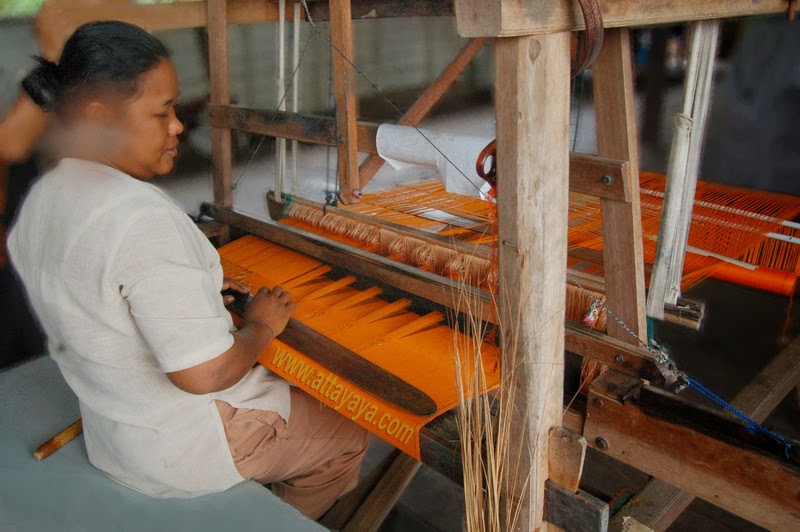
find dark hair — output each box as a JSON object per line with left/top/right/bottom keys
{"left": 22, "top": 20, "right": 169, "bottom": 118}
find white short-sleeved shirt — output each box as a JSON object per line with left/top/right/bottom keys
{"left": 8, "top": 158, "right": 290, "bottom": 498}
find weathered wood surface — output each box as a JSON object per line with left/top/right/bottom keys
{"left": 592, "top": 29, "right": 648, "bottom": 342}
{"left": 495, "top": 32, "right": 571, "bottom": 530}
{"left": 329, "top": 0, "right": 362, "bottom": 203}
{"left": 548, "top": 427, "right": 588, "bottom": 494}
{"left": 49, "top": 0, "right": 296, "bottom": 42}
{"left": 585, "top": 372, "right": 800, "bottom": 531}
{"left": 455, "top": 0, "right": 789, "bottom": 38}
{"left": 207, "top": 0, "right": 233, "bottom": 243}
{"left": 609, "top": 332, "right": 800, "bottom": 530}
{"left": 308, "top": 0, "right": 454, "bottom": 20}
{"left": 207, "top": 105, "right": 380, "bottom": 153}
{"left": 545, "top": 481, "right": 610, "bottom": 532}
{"left": 342, "top": 452, "right": 421, "bottom": 532}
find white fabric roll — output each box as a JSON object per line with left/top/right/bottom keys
{"left": 376, "top": 124, "right": 493, "bottom": 197}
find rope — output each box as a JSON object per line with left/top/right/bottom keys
{"left": 685, "top": 376, "right": 795, "bottom": 457}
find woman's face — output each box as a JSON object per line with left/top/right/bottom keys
{"left": 107, "top": 59, "right": 184, "bottom": 180}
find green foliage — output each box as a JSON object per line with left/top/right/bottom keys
{"left": 0, "top": 0, "right": 45, "bottom": 18}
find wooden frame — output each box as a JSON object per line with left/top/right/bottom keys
{"left": 47, "top": 1, "right": 800, "bottom": 529}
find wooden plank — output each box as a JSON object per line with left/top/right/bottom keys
{"left": 548, "top": 427, "right": 588, "bottom": 494}
{"left": 319, "top": 450, "right": 399, "bottom": 529}
{"left": 207, "top": 0, "right": 233, "bottom": 243}
{"left": 585, "top": 374, "right": 800, "bottom": 531}
{"left": 454, "top": 0, "right": 788, "bottom": 38}
{"left": 592, "top": 29, "right": 648, "bottom": 342}
{"left": 53, "top": 0, "right": 294, "bottom": 43}
{"left": 343, "top": 452, "right": 421, "bottom": 532}
{"left": 544, "top": 481, "right": 610, "bottom": 532}
{"left": 358, "top": 38, "right": 487, "bottom": 189}
{"left": 494, "top": 32, "right": 571, "bottom": 530}
{"left": 610, "top": 332, "right": 800, "bottom": 530}
{"left": 201, "top": 203, "right": 495, "bottom": 322}
{"left": 207, "top": 105, "right": 379, "bottom": 153}
{"left": 329, "top": 0, "right": 361, "bottom": 203}
{"left": 208, "top": 105, "right": 627, "bottom": 200}
{"left": 309, "top": 0, "right": 454, "bottom": 20}
{"left": 571, "top": 155, "right": 631, "bottom": 202}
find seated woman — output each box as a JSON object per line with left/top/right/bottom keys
{"left": 8, "top": 21, "right": 368, "bottom": 520}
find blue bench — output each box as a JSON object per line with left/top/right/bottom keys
{"left": 0, "top": 356, "right": 322, "bottom": 532}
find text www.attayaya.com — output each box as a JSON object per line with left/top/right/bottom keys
{"left": 272, "top": 347, "right": 415, "bottom": 446}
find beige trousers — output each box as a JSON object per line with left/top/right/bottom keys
{"left": 216, "top": 387, "right": 369, "bottom": 520}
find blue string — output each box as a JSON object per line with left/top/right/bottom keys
{"left": 685, "top": 376, "right": 795, "bottom": 457}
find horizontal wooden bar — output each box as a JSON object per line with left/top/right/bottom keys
{"left": 308, "top": 0, "right": 454, "bottom": 20}
{"left": 207, "top": 104, "right": 379, "bottom": 153}
{"left": 52, "top": 0, "right": 292, "bottom": 42}
{"left": 201, "top": 202, "right": 494, "bottom": 320}
{"left": 585, "top": 371, "right": 800, "bottom": 531}
{"left": 209, "top": 105, "right": 628, "bottom": 200}
{"left": 455, "top": 0, "right": 788, "bottom": 38}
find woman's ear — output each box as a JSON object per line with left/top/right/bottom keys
{"left": 84, "top": 100, "right": 117, "bottom": 125}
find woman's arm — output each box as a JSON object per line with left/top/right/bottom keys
{"left": 166, "top": 285, "right": 297, "bottom": 394}
{"left": 0, "top": 1, "right": 68, "bottom": 163}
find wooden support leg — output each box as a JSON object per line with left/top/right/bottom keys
{"left": 358, "top": 38, "right": 487, "bottom": 189}
{"left": 592, "top": 28, "right": 648, "bottom": 342}
{"left": 208, "top": 0, "right": 232, "bottom": 244}
{"left": 495, "top": 32, "right": 571, "bottom": 530}
{"left": 329, "top": 0, "right": 361, "bottom": 204}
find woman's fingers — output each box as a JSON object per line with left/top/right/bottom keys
{"left": 222, "top": 277, "right": 250, "bottom": 294}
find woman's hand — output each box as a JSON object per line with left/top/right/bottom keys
{"left": 221, "top": 277, "right": 249, "bottom": 305}
{"left": 244, "top": 286, "right": 296, "bottom": 337}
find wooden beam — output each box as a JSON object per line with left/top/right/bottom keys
{"left": 358, "top": 38, "right": 487, "bottom": 189}
{"left": 494, "top": 32, "right": 571, "bottom": 530}
{"left": 207, "top": 0, "right": 233, "bottom": 243}
{"left": 329, "top": 0, "right": 361, "bottom": 203}
{"left": 207, "top": 105, "right": 379, "bottom": 153}
{"left": 51, "top": 0, "right": 295, "bottom": 43}
{"left": 592, "top": 29, "right": 648, "bottom": 342}
{"left": 454, "top": 0, "right": 788, "bottom": 38}
{"left": 308, "top": 0, "right": 454, "bottom": 20}
{"left": 207, "top": 105, "right": 628, "bottom": 200}
{"left": 609, "top": 333, "right": 800, "bottom": 530}
{"left": 585, "top": 372, "right": 800, "bottom": 531}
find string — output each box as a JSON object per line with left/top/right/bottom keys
{"left": 227, "top": 30, "right": 315, "bottom": 201}
{"left": 299, "top": 0, "right": 484, "bottom": 195}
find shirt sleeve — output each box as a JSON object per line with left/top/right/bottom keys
{"left": 111, "top": 205, "right": 234, "bottom": 373}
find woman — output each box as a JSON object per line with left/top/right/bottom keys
{"left": 9, "top": 21, "right": 367, "bottom": 520}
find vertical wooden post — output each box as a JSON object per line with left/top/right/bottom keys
{"left": 329, "top": 0, "right": 361, "bottom": 204}
{"left": 207, "top": 0, "right": 233, "bottom": 243}
{"left": 592, "top": 29, "right": 648, "bottom": 341}
{"left": 495, "top": 33, "right": 571, "bottom": 530}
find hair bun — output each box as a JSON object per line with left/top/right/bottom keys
{"left": 22, "top": 57, "right": 60, "bottom": 111}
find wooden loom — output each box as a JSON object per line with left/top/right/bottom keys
{"left": 45, "top": 1, "right": 800, "bottom": 530}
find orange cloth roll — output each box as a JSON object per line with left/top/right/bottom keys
{"left": 709, "top": 263, "right": 798, "bottom": 296}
